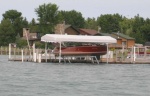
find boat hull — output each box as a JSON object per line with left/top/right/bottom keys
{"left": 53, "top": 45, "right": 107, "bottom": 56}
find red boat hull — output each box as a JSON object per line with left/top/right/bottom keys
{"left": 53, "top": 45, "right": 107, "bottom": 56}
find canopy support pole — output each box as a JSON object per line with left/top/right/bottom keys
{"left": 59, "top": 42, "right": 62, "bottom": 63}
{"left": 106, "top": 43, "right": 109, "bottom": 64}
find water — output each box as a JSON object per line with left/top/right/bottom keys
{"left": 0, "top": 55, "right": 150, "bottom": 96}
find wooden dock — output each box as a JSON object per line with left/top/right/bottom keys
{"left": 8, "top": 56, "right": 150, "bottom": 64}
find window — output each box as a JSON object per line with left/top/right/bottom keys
{"left": 122, "top": 41, "right": 126, "bottom": 46}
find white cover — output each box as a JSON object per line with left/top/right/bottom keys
{"left": 41, "top": 34, "right": 117, "bottom": 44}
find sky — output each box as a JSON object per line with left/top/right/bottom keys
{"left": 0, "top": 0, "right": 150, "bottom": 22}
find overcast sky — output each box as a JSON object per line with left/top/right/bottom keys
{"left": 0, "top": 0, "right": 150, "bottom": 22}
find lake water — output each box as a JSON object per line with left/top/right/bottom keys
{"left": 0, "top": 55, "right": 150, "bottom": 96}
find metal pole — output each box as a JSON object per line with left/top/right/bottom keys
{"left": 59, "top": 42, "right": 62, "bottom": 63}
{"left": 45, "top": 42, "right": 47, "bottom": 63}
{"left": 33, "top": 43, "right": 35, "bottom": 61}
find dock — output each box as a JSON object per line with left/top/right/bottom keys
{"left": 7, "top": 43, "right": 150, "bottom": 64}
{"left": 8, "top": 54, "right": 150, "bottom": 64}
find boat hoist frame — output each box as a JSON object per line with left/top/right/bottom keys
{"left": 41, "top": 34, "right": 117, "bottom": 64}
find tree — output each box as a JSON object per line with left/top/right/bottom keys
{"left": 144, "top": 18, "right": 150, "bottom": 41}
{"left": 140, "top": 23, "right": 150, "bottom": 42}
{"left": 35, "top": 3, "right": 60, "bottom": 34}
{"left": 2, "top": 10, "right": 22, "bottom": 24}
{"left": 2, "top": 10, "right": 25, "bottom": 36}
{"left": 130, "top": 15, "right": 149, "bottom": 44}
{"left": 132, "top": 14, "right": 145, "bottom": 33}
{"left": 0, "top": 19, "right": 15, "bottom": 46}
{"left": 29, "top": 18, "right": 39, "bottom": 32}
{"left": 119, "top": 17, "right": 133, "bottom": 35}
{"left": 84, "top": 17, "right": 98, "bottom": 30}
{"left": 22, "top": 18, "right": 29, "bottom": 28}
{"left": 59, "top": 10, "right": 85, "bottom": 28}
{"left": 97, "top": 14, "right": 122, "bottom": 33}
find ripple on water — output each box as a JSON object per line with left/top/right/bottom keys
{"left": 0, "top": 55, "right": 150, "bottom": 96}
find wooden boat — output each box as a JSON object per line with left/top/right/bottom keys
{"left": 52, "top": 45, "right": 107, "bottom": 56}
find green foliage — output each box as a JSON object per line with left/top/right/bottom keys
{"left": 29, "top": 18, "right": 39, "bottom": 32}
{"left": 34, "top": 41, "right": 45, "bottom": 48}
{"left": 35, "top": 3, "right": 60, "bottom": 35}
{"left": 2, "top": 10, "right": 22, "bottom": 24}
{"left": 16, "top": 39, "right": 27, "bottom": 48}
{"left": 34, "top": 42, "right": 55, "bottom": 49}
{"left": 132, "top": 14, "right": 145, "bottom": 33}
{"left": 0, "top": 19, "right": 15, "bottom": 46}
{"left": 140, "top": 24, "right": 150, "bottom": 41}
{"left": 58, "top": 10, "right": 85, "bottom": 28}
{"left": 130, "top": 15, "right": 150, "bottom": 44}
{"left": 97, "top": 14, "right": 123, "bottom": 33}
{"left": 119, "top": 17, "right": 133, "bottom": 35}
{"left": 2, "top": 10, "right": 27, "bottom": 37}
{"left": 15, "top": 33, "right": 27, "bottom": 48}
{"left": 84, "top": 17, "right": 98, "bottom": 30}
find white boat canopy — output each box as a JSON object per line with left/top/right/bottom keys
{"left": 41, "top": 34, "right": 117, "bottom": 44}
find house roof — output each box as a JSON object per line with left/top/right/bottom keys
{"left": 64, "top": 25, "right": 71, "bottom": 29}
{"left": 65, "top": 25, "right": 80, "bottom": 34}
{"left": 79, "top": 29, "right": 98, "bottom": 35}
{"left": 99, "top": 33, "right": 121, "bottom": 39}
{"left": 55, "top": 24, "right": 80, "bottom": 34}
{"left": 99, "top": 33, "right": 112, "bottom": 36}
{"left": 112, "top": 32, "right": 135, "bottom": 40}
{"left": 99, "top": 32, "right": 134, "bottom": 40}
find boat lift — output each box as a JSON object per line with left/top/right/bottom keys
{"left": 41, "top": 34, "right": 117, "bottom": 64}
{"left": 62, "top": 55, "right": 100, "bottom": 64}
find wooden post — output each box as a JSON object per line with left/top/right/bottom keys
{"left": 131, "top": 46, "right": 135, "bottom": 63}
{"left": 38, "top": 54, "right": 41, "bottom": 63}
{"left": 1, "top": 46, "right": 2, "bottom": 55}
{"left": 24, "top": 49, "right": 26, "bottom": 61}
{"left": 36, "top": 49, "right": 39, "bottom": 62}
{"left": 116, "top": 50, "right": 118, "bottom": 62}
{"left": 133, "top": 46, "right": 136, "bottom": 62}
{"left": 14, "top": 47, "right": 16, "bottom": 60}
{"left": 9, "top": 44, "right": 11, "bottom": 59}
{"left": 6, "top": 47, "right": 9, "bottom": 55}
{"left": 144, "top": 46, "right": 146, "bottom": 58}
{"left": 33, "top": 43, "right": 35, "bottom": 62}
{"left": 106, "top": 43, "right": 109, "bottom": 64}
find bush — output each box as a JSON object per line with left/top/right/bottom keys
{"left": 16, "top": 39, "right": 27, "bottom": 48}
